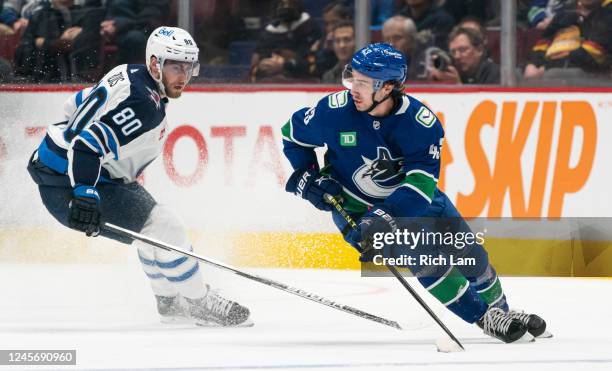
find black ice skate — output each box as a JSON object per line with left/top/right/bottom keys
{"left": 477, "top": 307, "right": 534, "bottom": 343}
{"left": 509, "top": 310, "right": 552, "bottom": 338}
{"left": 156, "top": 295, "right": 189, "bottom": 324}
{"left": 186, "top": 285, "right": 252, "bottom": 327}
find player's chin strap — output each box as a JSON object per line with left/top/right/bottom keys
{"left": 148, "top": 59, "right": 167, "bottom": 98}
{"left": 364, "top": 91, "right": 393, "bottom": 113}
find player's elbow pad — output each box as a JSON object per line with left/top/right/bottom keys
{"left": 282, "top": 142, "right": 318, "bottom": 172}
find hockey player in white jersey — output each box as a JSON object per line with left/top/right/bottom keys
{"left": 27, "top": 26, "right": 251, "bottom": 327}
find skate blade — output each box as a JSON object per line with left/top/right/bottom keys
{"left": 194, "top": 317, "right": 255, "bottom": 328}
{"left": 160, "top": 315, "right": 191, "bottom": 324}
{"left": 514, "top": 331, "right": 535, "bottom": 343}
{"left": 536, "top": 330, "right": 553, "bottom": 338}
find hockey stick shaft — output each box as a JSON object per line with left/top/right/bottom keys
{"left": 103, "top": 222, "right": 403, "bottom": 330}
{"left": 323, "top": 194, "right": 465, "bottom": 350}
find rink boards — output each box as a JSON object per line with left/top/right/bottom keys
{"left": 0, "top": 86, "right": 611, "bottom": 276}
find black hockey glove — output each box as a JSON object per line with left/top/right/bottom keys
{"left": 345, "top": 204, "right": 397, "bottom": 262}
{"left": 69, "top": 185, "right": 101, "bottom": 237}
{"left": 285, "top": 168, "right": 342, "bottom": 211}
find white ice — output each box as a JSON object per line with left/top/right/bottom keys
{"left": 1, "top": 258, "right": 611, "bottom": 371}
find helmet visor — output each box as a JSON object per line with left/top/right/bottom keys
{"left": 163, "top": 60, "right": 200, "bottom": 79}
{"left": 342, "top": 65, "right": 380, "bottom": 93}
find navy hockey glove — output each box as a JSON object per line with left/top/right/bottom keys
{"left": 69, "top": 185, "right": 101, "bottom": 237}
{"left": 285, "top": 168, "right": 342, "bottom": 211}
{"left": 345, "top": 204, "right": 397, "bottom": 262}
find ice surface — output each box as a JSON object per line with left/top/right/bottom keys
{"left": 1, "top": 259, "right": 611, "bottom": 371}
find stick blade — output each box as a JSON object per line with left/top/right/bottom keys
{"left": 435, "top": 338, "right": 465, "bottom": 353}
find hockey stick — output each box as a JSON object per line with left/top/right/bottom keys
{"left": 323, "top": 194, "right": 465, "bottom": 351}
{"left": 103, "top": 222, "right": 403, "bottom": 330}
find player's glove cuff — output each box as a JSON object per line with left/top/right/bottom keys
{"left": 70, "top": 185, "right": 101, "bottom": 237}
{"left": 73, "top": 185, "right": 100, "bottom": 203}
{"left": 347, "top": 204, "right": 398, "bottom": 262}
{"left": 285, "top": 168, "right": 342, "bottom": 211}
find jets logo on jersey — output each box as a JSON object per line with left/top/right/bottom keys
{"left": 147, "top": 87, "right": 161, "bottom": 110}
{"left": 107, "top": 71, "right": 124, "bottom": 87}
{"left": 352, "top": 147, "right": 404, "bottom": 198}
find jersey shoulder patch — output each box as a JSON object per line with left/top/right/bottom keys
{"left": 404, "top": 95, "right": 437, "bottom": 129}
{"left": 327, "top": 90, "right": 349, "bottom": 109}
{"left": 101, "top": 64, "right": 130, "bottom": 90}
{"left": 415, "top": 105, "right": 436, "bottom": 128}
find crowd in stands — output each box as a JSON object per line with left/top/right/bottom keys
{"left": 0, "top": 0, "right": 609, "bottom": 85}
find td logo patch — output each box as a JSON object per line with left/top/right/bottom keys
{"left": 340, "top": 132, "right": 357, "bottom": 146}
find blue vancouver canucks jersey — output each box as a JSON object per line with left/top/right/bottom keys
{"left": 282, "top": 90, "right": 444, "bottom": 217}
{"left": 35, "top": 64, "right": 168, "bottom": 187}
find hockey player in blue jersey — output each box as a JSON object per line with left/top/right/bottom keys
{"left": 27, "top": 26, "right": 251, "bottom": 327}
{"left": 283, "top": 43, "right": 549, "bottom": 343}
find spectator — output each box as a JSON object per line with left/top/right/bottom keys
{"left": 0, "top": 0, "right": 46, "bottom": 35}
{"left": 455, "top": 15, "right": 495, "bottom": 61}
{"left": 524, "top": 0, "right": 611, "bottom": 80}
{"left": 232, "top": 0, "right": 277, "bottom": 40}
{"left": 398, "top": 0, "right": 455, "bottom": 49}
{"left": 322, "top": 20, "right": 355, "bottom": 83}
{"left": 430, "top": 26, "right": 500, "bottom": 84}
{"left": 250, "top": 0, "right": 321, "bottom": 82}
{"left": 15, "top": 0, "right": 104, "bottom": 82}
{"left": 101, "top": 0, "right": 169, "bottom": 65}
{"left": 526, "top": 0, "right": 568, "bottom": 30}
{"left": 322, "top": 1, "right": 351, "bottom": 40}
{"left": 0, "top": 0, "right": 12, "bottom": 35}
{"left": 383, "top": 15, "right": 417, "bottom": 58}
{"left": 307, "top": 0, "right": 351, "bottom": 79}
{"left": 457, "top": 15, "right": 488, "bottom": 46}
{"left": 382, "top": 15, "right": 423, "bottom": 79}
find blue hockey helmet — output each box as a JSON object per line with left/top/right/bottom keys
{"left": 344, "top": 43, "right": 407, "bottom": 91}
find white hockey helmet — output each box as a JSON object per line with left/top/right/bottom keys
{"left": 146, "top": 26, "right": 200, "bottom": 92}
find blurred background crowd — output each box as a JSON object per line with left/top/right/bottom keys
{"left": 0, "top": 0, "right": 610, "bottom": 86}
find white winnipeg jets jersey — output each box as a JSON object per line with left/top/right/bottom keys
{"left": 37, "top": 64, "right": 169, "bottom": 186}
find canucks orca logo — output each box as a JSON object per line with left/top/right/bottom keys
{"left": 352, "top": 147, "right": 404, "bottom": 198}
